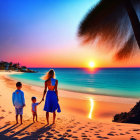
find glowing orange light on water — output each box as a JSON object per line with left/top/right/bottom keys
{"left": 88, "top": 98, "right": 94, "bottom": 119}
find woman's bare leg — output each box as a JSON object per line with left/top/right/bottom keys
{"left": 46, "top": 112, "right": 49, "bottom": 125}
{"left": 36, "top": 114, "right": 38, "bottom": 122}
{"left": 53, "top": 112, "right": 56, "bottom": 124}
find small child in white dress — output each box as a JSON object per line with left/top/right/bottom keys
{"left": 31, "top": 97, "right": 42, "bottom": 123}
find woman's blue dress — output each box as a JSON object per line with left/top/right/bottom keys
{"left": 44, "top": 78, "right": 61, "bottom": 113}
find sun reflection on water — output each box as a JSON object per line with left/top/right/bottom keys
{"left": 88, "top": 98, "right": 94, "bottom": 119}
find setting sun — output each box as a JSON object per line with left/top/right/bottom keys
{"left": 89, "top": 61, "right": 95, "bottom": 68}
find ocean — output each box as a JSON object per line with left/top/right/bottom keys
{"left": 9, "top": 68, "right": 140, "bottom": 98}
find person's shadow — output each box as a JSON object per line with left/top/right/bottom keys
{"left": 20, "top": 124, "right": 54, "bottom": 140}
{"left": 0, "top": 123, "right": 56, "bottom": 140}
{"left": 0, "top": 124, "right": 19, "bottom": 135}
{"left": 0, "top": 123, "right": 33, "bottom": 139}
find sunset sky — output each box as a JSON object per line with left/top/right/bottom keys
{"left": 0, "top": 0, "right": 140, "bottom": 68}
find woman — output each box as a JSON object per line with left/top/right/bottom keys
{"left": 42, "top": 69, "right": 61, "bottom": 124}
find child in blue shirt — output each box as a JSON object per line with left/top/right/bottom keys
{"left": 31, "top": 97, "right": 42, "bottom": 123}
{"left": 12, "top": 82, "right": 25, "bottom": 124}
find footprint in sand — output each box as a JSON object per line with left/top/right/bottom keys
{"left": 107, "top": 133, "right": 115, "bottom": 136}
{"left": 55, "top": 131, "right": 59, "bottom": 134}
{"left": 81, "top": 127, "right": 85, "bottom": 128}
{"left": 133, "top": 129, "right": 140, "bottom": 131}
{"left": 94, "top": 133, "right": 100, "bottom": 136}
{"left": 0, "top": 116, "right": 4, "bottom": 120}
{"left": 62, "top": 133, "right": 68, "bottom": 137}
{"left": 72, "top": 136, "right": 78, "bottom": 138}
{"left": 110, "top": 131, "right": 116, "bottom": 133}
{"left": 82, "top": 133, "right": 85, "bottom": 134}
{"left": 95, "top": 131, "right": 99, "bottom": 133}
{"left": 46, "top": 135, "right": 54, "bottom": 138}
{"left": 66, "top": 129, "right": 71, "bottom": 132}
{"left": 64, "top": 132, "right": 69, "bottom": 135}
{"left": 97, "top": 136, "right": 102, "bottom": 138}
{"left": 102, "top": 137, "right": 109, "bottom": 139}
{"left": 67, "top": 134, "right": 72, "bottom": 137}
{"left": 81, "top": 135, "right": 87, "bottom": 138}
{"left": 97, "top": 136, "right": 109, "bottom": 139}
{"left": 57, "top": 134, "right": 63, "bottom": 137}
{"left": 120, "top": 133, "right": 125, "bottom": 135}
{"left": 9, "top": 111, "right": 12, "bottom": 114}
{"left": 70, "top": 126, "right": 75, "bottom": 128}
{"left": 1, "top": 109, "right": 6, "bottom": 112}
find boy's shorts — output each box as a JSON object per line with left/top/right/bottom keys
{"left": 15, "top": 107, "right": 23, "bottom": 115}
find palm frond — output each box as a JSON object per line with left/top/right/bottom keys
{"left": 115, "top": 34, "right": 136, "bottom": 60}
{"left": 78, "top": 0, "right": 140, "bottom": 59}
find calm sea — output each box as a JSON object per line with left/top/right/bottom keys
{"left": 9, "top": 68, "right": 140, "bottom": 98}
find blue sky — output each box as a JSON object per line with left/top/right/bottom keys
{"left": 0, "top": 0, "right": 102, "bottom": 67}
{"left": 0, "top": 0, "right": 100, "bottom": 51}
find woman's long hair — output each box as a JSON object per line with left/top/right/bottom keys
{"left": 41, "top": 69, "right": 55, "bottom": 81}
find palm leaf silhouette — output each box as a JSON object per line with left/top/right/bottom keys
{"left": 78, "top": 0, "right": 140, "bottom": 59}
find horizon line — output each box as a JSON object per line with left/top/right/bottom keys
{"left": 29, "top": 66, "right": 140, "bottom": 68}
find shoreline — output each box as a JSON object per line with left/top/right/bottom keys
{"left": 0, "top": 71, "right": 138, "bottom": 119}
{"left": 6, "top": 72, "right": 139, "bottom": 104}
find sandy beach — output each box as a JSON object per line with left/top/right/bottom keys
{"left": 0, "top": 72, "right": 140, "bottom": 140}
